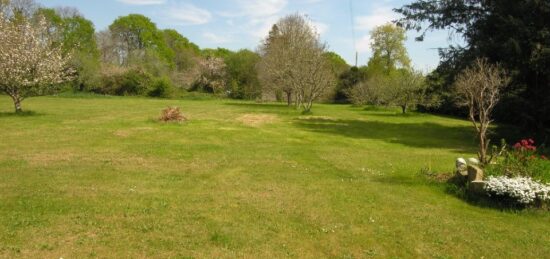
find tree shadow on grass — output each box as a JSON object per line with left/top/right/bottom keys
{"left": 224, "top": 102, "right": 300, "bottom": 115}
{"left": 0, "top": 111, "right": 43, "bottom": 118}
{"left": 294, "top": 117, "right": 477, "bottom": 152}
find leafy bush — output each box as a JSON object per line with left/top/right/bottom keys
{"left": 485, "top": 176, "right": 550, "bottom": 206}
{"left": 485, "top": 139, "right": 550, "bottom": 182}
{"left": 148, "top": 77, "right": 174, "bottom": 98}
{"left": 159, "top": 106, "right": 186, "bottom": 122}
{"left": 94, "top": 67, "right": 154, "bottom": 96}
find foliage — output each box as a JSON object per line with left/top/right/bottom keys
{"left": 0, "top": 6, "right": 74, "bottom": 112}
{"left": 346, "top": 68, "right": 433, "bottom": 113}
{"left": 224, "top": 49, "right": 262, "bottom": 99}
{"left": 367, "top": 23, "right": 410, "bottom": 74}
{"left": 346, "top": 76, "right": 385, "bottom": 106}
{"left": 333, "top": 66, "right": 367, "bottom": 103}
{"left": 323, "top": 51, "right": 349, "bottom": 76}
{"left": 148, "top": 77, "right": 174, "bottom": 98}
{"left": 258, "top": 14, "right": 336, "bottom": 112}
{"left": 109, "top": 14, "right": 173, "bottom": 66}
{"left": 194, "top": 56, "right": 227, "bottom": 95}
{"left": 93, "top": 66, "right": 153, "bottom": 96}
{"left": 384, "top": 69, "right": 430, "bottom": 113}
{"left": 395, "top": 0, "right": 550, "bottom": 136}
{"left": 454, "top": 58, "right": 510, "bottom": 164}
{"left": 486, "top": 139, "right": 550, "bottom": 183}
{"left": 159, "top": 106, "right": 186, "bottom": 122}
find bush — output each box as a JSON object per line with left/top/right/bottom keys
{"left": 485, "top": 139, "right": 550, "bottom": 182}
{"left": 159, "top": 106, "right": 186, "bottom": 122}
{"left": 484, "top": 176, "right": 550, "bottom": 206}
{"left": 94, "top": 67, "right": 154, "bottom": 96}
{"left": 148, "top": 77, "right": 174, "bottom": 98}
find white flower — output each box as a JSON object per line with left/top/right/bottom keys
{"left": 484, "top": 176, "right": 550, "bottom": 204}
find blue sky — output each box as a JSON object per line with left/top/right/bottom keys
{"left": 37, "top": 0, "right": 457, "bottom": 70}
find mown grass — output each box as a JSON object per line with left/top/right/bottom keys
{"left": 0, "top": 94, "right": 548, "bottom": 258}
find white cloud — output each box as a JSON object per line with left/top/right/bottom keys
{"left": 164, "top": 3, "right": 212, "bottom": 25}
{"left": 309, "top": 20, "right": 329, "bottom": 35}
{"left": 117, "top": 0, "right": 165, "bottom": 5}
{"left": 216, "top": 0, "right": 288, "bottom": 41}
{"left": 352, "top": 5, "right": 398, "bottom": 54}
{"left": 355, "top": 34, "right": 372, "bottom": 54}
{"left": 202, "top": 32, "right": 232, "bottom": 44}
{"left": 234, "top": 0, "right": 287, "bottom": 17}
{"left": 355, "top": 6, "right": 397, "bottom": 32}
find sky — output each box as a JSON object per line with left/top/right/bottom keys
{"left": 36, "top": 0, "right": 458, "bottom": 71}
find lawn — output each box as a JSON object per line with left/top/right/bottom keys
{"left": 0, "top": 95, "right": 548, "bottom": 258}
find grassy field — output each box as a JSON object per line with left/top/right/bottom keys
{"left": 0, "top": 94, "right": 548, "bottom": 258}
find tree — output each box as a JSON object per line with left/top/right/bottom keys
{"left": 454, "top": 59, "right": 510, "bottom": 164}
{"left": 0, "top": 10, "right": 74, "bottom": 112}
{"left": 35, "top": 7, "right": 101, "bottom": 91}
{"left": 324, "top": 51, "right": 349, "bottom": 76}
{"left": 225, "top": 49, "right": 262, "bottom": 99}
{"left": 258, "top": 14, "right": 336, "bottom": 112}
{"left": 162, "top": 29, "right": 201, "bottom": 88}
{"left": 395, "top": 0, "right": 550, "bottom": 136}
{"left": 109, "top": 14, "right": 172, "bottom": 66}
{"left": 386, "top": 69, "right": 429, "bottom": 114}
{"left": 346, "top": 75, "right": 387, "bottom": 106}
{"left": 367, "top": 23, "right": 410, "bottom": 74}
{"left": 195, "top": 56, "right": 227, "bottom": 95}
{"left": 334, "top": 66, "right": 368, "bottom": 103}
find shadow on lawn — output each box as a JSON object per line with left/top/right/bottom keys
{"left": 0, "top": 111, "right": 43, "bottom": 118}
{"left": 294, "top": 117, "right": 476, "bottom": 152}
{"left": 224, "top": 102, "right": 300, "bottom": 115}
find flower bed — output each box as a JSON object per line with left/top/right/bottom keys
{"left": 485, "top": 176, "right": 550, "bottom": 205}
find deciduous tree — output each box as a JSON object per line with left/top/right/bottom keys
{"left": 258, "top": 14, "right": 335, "bottom": 112}
{"left": 454, "top": 58, "right": 510, "bottom": 164}
{"left": 0, "top": 11, "right": 74, "bottom": 112}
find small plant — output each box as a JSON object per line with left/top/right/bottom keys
{"left": 484, "top": 176, "right": 550, "bottom": 206}
{"left": 159, "top": 106, "right": 186, "bottom": 122}
{"left": 485, "top": 139, "right": 550, "bottom": 183}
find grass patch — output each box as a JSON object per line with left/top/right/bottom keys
{"left": 0, "top": 95, "right": 548, "bottom": 258}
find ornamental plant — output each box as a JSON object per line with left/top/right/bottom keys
{"left": 484, "top": 176, "right": 550, "bottom": 205}
{"left": 485, "top": 139, "right": 550, "bottom": 183}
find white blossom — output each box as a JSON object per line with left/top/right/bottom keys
{"left": 0, "top": 11, "right": 74, "bottom": 111}
{"left": 484, "top": 176, "right": 550, "bottom": 204}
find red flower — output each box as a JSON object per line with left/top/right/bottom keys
{"left": 542, "top": 155, "right": 548, "bottom": 160}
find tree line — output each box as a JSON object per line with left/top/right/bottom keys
{"left": 1, "top": 0, "right": 438, "bottom": 114}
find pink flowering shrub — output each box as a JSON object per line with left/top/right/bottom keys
{"left": 486, "top": 138, "right": 550, "bottom": 183}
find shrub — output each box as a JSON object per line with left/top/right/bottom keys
{"left": 484, "top": 176, "right": 550, "bottom": 206}
{"left": 148, "top": 77, "right": 174, "bottom": 98}
{"left": 94, "top": 67, "right": 154, "bottom": 96}
{"left": 485, "top": 139, "right": 550, "bottom": 182}
{"left": 159, "top": 107, "right": 186, "bottom": 122}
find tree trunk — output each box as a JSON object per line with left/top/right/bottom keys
{"left": 401, "top": 105, "right": 407, "bottom": 114}
{"left": 478, "top": 130, "right": 487, "bottom": 164}
{"left": 11, "top": 95, "right": 23, "bottom": 113}
{"left": 286, "top": 91, "right": 292, "bottom": 106}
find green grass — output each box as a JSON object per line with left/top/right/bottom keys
{"left": 0, "top": 95, "right": 548, "bottom": 258}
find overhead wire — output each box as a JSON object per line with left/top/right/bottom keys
{"left": 349, "top": 0, "right": 358, "bottom": 67}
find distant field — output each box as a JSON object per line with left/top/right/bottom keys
{"left": 0, "top": 95, "right": 548, "bottom": 258}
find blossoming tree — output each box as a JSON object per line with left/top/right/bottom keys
{"left": 0, "top": 10, "right": 74, "bottom": 112}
